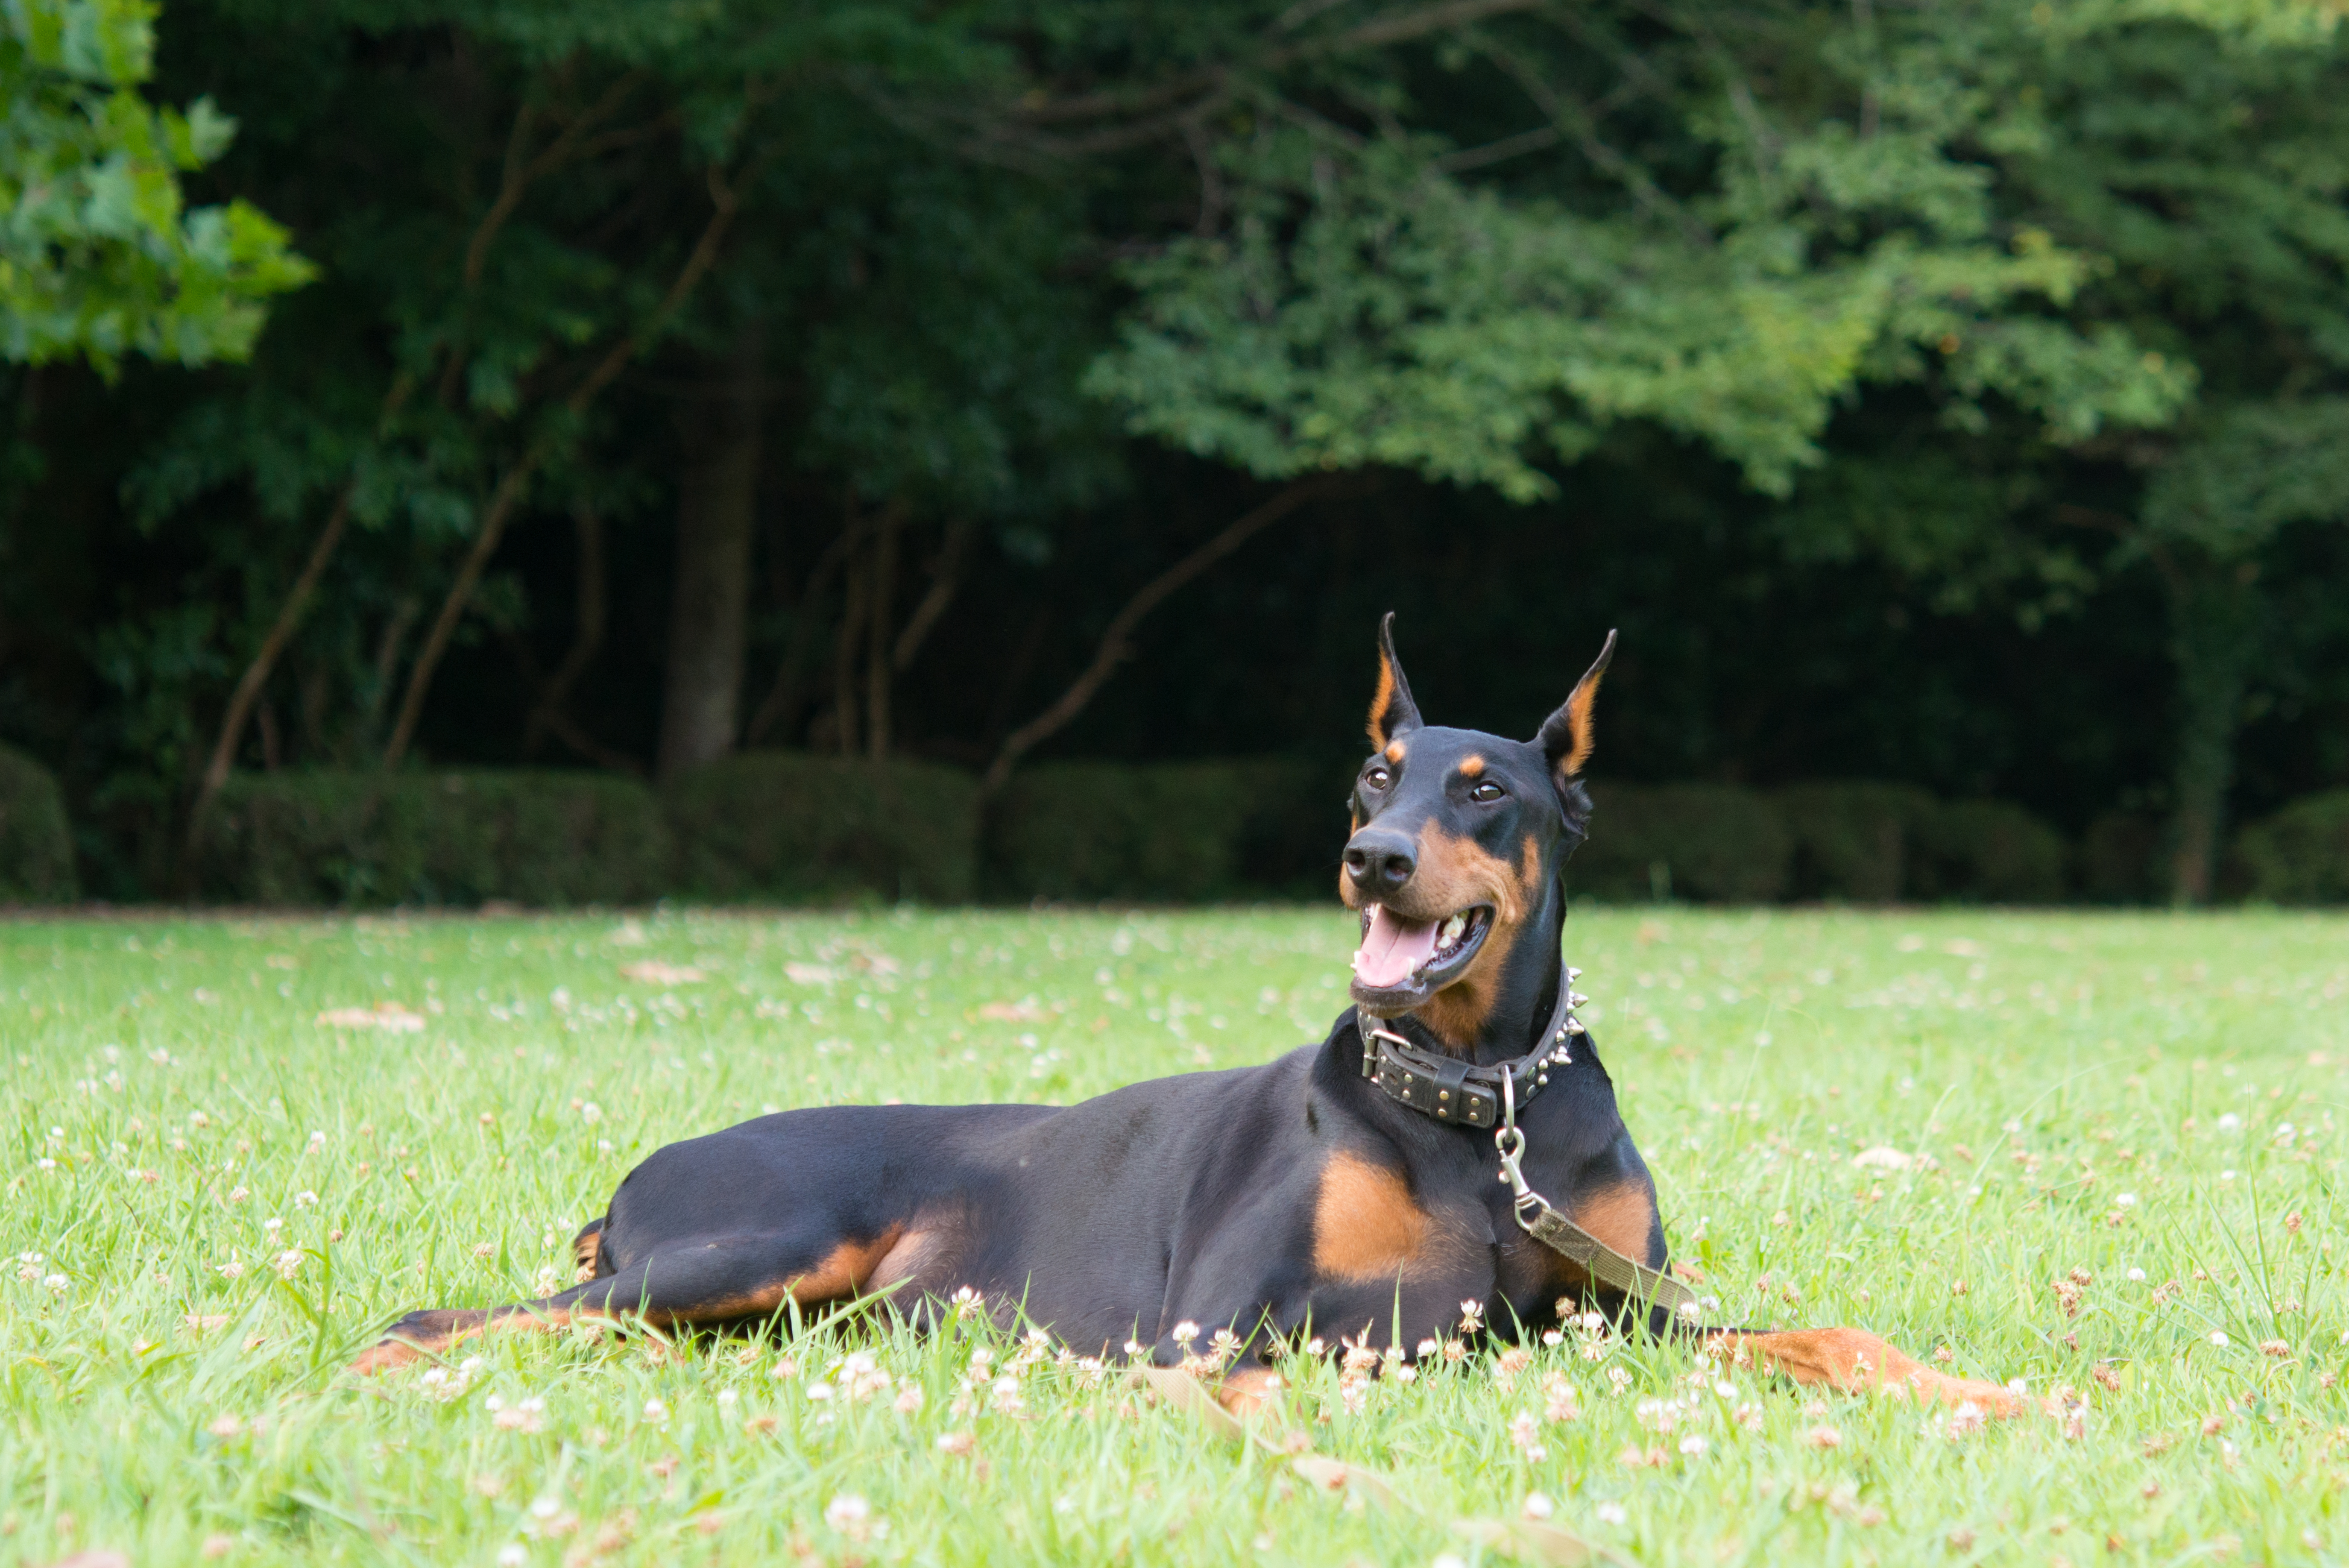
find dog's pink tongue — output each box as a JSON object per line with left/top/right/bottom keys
{"left": 1352, "top": 905, "right": 1438, "bottom": 989}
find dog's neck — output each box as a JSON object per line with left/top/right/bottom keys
{"left": 1398, "top": 875, "right": 1567, "bottom": 1066}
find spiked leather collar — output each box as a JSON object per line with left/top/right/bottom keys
{"left": 1357, "top": 964, "right": 1587, "bottom": 1129}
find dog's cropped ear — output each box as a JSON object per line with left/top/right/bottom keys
{"left": 1535, "top": 629, "right": 1617, "bottom": 780}
{"left": 1367, "top": 612, "right": 1423, "bottom": 748}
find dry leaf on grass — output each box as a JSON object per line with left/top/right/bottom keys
{"left": 1292, "top": 1455, "right": 1396, "bottom": 1506}
{"left": 1133, "top": 1366, "right": 1248, "bottom": 1441}
{"left": 978, "top": 1000, "right": 1046, "bottom": 1023}
{"left": 1454, "top": 1518, "right": 1628, "bottom": 1566}
{"left": 315, "top": 1002, "right": 425, "bottom": 1032}
{"left": 619, "top": 962, "right": 703, "bottom": 985}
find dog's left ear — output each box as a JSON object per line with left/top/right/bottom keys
{"left": 1535, "top": 630, "right": 1618, "bottom": 781}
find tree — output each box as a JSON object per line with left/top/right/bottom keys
{"left": 1750, "top": 0, "right": 2349, "bottom": 901}
{"left": 0, "top": 0, "right": 307, "bottom": 368}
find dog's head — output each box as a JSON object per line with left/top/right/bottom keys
{"left": 1341, "top": 613, "right": 1614, "bottom": 1040}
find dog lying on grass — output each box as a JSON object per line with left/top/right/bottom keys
{"left": 355, "top": 616, "right": 2021, "bottom": 1419}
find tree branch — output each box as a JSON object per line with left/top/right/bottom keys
{"left": 979, "top": 475, "right": 1362, "bottom": 797}
{"left": 382, "top": 164, "right": 746, "bottom": 769}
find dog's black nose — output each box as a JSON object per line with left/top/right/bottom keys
{"left": 1344, "top": 830, "right": 1417, "bottom": 897}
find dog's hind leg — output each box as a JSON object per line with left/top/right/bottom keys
{"left": 1701, "top": 1327, "right": 2026, "bottom": 1416}
{"left": 571, "top": 1217, "right": 608, "bottom": 1279}
{"left": 350, "top": 1226, "right": 905, "bottom": 1374}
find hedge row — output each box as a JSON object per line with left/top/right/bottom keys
{"left": 0, "top": 743, "right": 78, "bottom": 903}
{"left": 1568, "top": 783, "right": 2068, "bottom": 904}
{"left": 0, "top": 747, "right": 2328, "bottom": 907}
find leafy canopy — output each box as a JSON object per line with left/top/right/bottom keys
{"left": 0, "top": 0, "right": 310, "bottom": 369}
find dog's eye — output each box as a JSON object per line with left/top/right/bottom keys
{"left": 1364, "top": 767, "right": 1391, "bottom": 791}
{"left": 1469, "top": 781, "right": 1505, "bottom": 803}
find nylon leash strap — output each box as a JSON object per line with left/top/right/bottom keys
{"left": 1492, "top": 1066, "right": 1703, "bottom": 1320}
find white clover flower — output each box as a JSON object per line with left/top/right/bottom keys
{"left": 824, "top": 1494, "right": 870, "bottom": 1530}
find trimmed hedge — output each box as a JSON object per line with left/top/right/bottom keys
{"left": 666, "top": 752, "right": 978, "bottom": 903}
{"left": 984, "top": 759, "right": 1325, "bottom": 903}
{"left": 2081, "top": 810, "right": 2165, "bottom": 905}
{"left": 1907, "top": 797, "right": 2068, "bottom": 904}
{"left": 1775, "top": 782, "right": 1937, "bottom": 902}
{"left": 0, "top": 744, "right": 78, "bottom": 902}
{"left": 1569, "top": 783, "right": 1793, "bottom": 903}
{"left": 189, "top": 753, "right": 2346, "bottom": 908}
{"left": 1563, "top": 780, "right": 2070, "bottom": 905}
{"left": 196, "top": 770, "right": 673, "bottom": 907}
{"left": 2235, "top": 791, "right": 2349, "bottom": 904}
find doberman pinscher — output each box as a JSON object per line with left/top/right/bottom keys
{"left": 354, "top": 617, "right": 2022, "bottom": 1416}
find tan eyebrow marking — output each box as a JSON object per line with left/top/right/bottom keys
{"left": 1458, "top": 755, "right": 1485, "bottom": 779}
{"left": 1383, "top": 742, "right": 1406, "bottom": 764}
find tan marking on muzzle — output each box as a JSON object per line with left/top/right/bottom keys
{"left": 1402, "top": 824, "right": 1530, "bottom": 1049}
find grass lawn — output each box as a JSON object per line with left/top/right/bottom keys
{"left": 3, "top": 904, "right": 2346, "bottom": 1567}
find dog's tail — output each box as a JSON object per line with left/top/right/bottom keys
{"left": 571, "top": 1216, "right": 610, "bottom": 1279}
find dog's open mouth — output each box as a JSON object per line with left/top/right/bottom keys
{"left": 1349, "top": 903, "right": 1493, "bottom": 1011}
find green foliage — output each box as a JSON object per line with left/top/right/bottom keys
{"left": 0, "top": 0, "right": 309, "bottom": 368}
{"left": 1570, "top": 784, "right": 1794, "bottom": 904}
{"left": 194, "top": 769, "right": 672, "bottom": 906}
{"left": 0, "top": 740, "right": 77, "bottom": 900}
{"left": 2235, "top": 790, "right": 2349, "bottom": 904}
{"left": 664, "top": 752, "right": 978, "bottom": 904}
{"left": 984, "top": 759, "right": 1325, "bottom": 903}
{"left": 1087, "top": 5, "right": 2193, "bottom": 502}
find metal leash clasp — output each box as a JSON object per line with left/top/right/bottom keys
{"left": 1492, "top": 1065, "right": 1536, "bottom": 1215}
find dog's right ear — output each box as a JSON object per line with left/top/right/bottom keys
{"left": 1367, "top": 612, "right": 1423, "bottom": 749}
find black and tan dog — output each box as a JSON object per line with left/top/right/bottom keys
{"left": 354, "top": 618, "right": 2021, "bottom": 1416}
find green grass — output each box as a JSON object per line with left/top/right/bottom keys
{"left": 3, "top": 905, "right": 2347, "bottom": 1567}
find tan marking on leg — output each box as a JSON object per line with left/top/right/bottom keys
{"left": 783, "top": 1228, "right": 906, "bottom": 1305}
{"left": 1313, "top": 1152, "right": 1434, "bottom": 1281}
{"left": 1711, "top": 1328, "right": 2027, "bottom": 1416}
{"left": 868, "top": 1226, "right": 944, "bottom": 1297}
{"left": 1569, "top": 1182, "right": 1655, "bottom": 1262}
{"left": 571, "top": 1221, "right": 605, "bottom": 1274}
{"left": 350, "top": 1305, "right": 577, "bottom": 1375}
